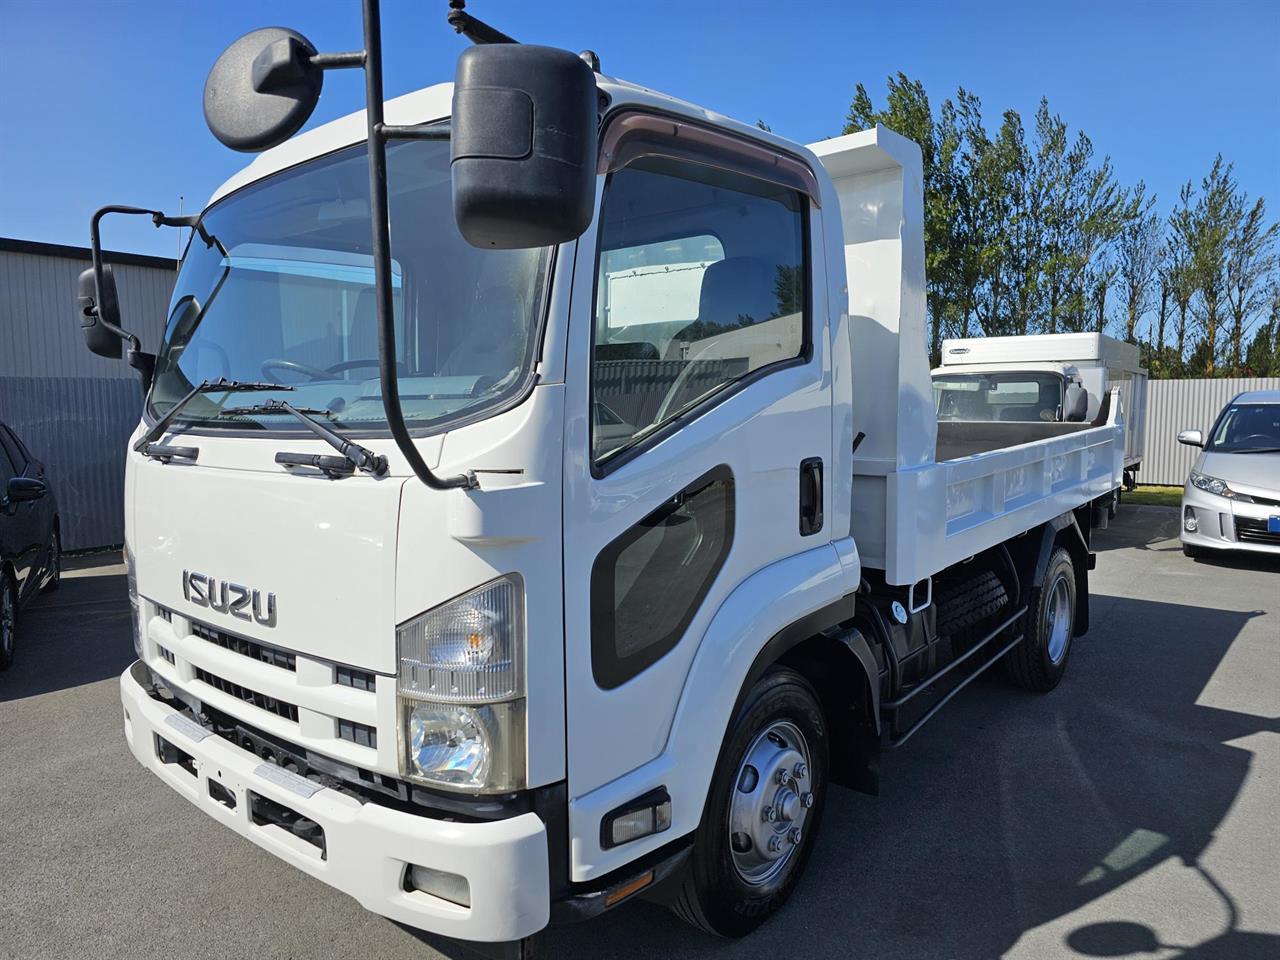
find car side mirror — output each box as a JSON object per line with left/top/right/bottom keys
{"left": 5, "top": 477, "right": 46, "bottom": 504}
{"left": 451, "top": 44, "right": 598, "bottom": 249}
{"left": 77, "top": 265, "right": 124, "bottom": 359}
{"left": 1176, "top": 429, "right": 1203, "bottom": 447}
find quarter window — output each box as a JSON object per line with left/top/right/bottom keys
{"left": 592, "top": 156, "right": 807, "bottom": 466}
{"left": 591, "top": 467, "right": 734, "bottom": 688}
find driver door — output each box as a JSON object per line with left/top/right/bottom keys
{"left": 561, "top": 122, "right": 833, "bottom": 811}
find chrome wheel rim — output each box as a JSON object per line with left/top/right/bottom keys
{"left": 1, "top": 581, "right": 13, "bottom": 656}
{"left": 728, "top": 719, "right": 813, "bottom": 886}
{"left": 1046, "top": 574, "right": 1071, "bottom": 664}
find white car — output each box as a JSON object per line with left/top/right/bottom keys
{"left": 1177, "top": 390, "right": 1280, "bottom": 558}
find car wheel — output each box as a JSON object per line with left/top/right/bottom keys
{"left": 1004, "top": 546, "right": 1075, "bottom": 692}
{"left": 0, "top": 573, "right": 16, "bottom": 672}
{"left": 42, "top": 529, "right": 61, "bottom": 593}
{"left": 671, "top": 667, "right": 828, "bottom": 938}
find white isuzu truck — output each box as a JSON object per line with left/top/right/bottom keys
{"left": 75, "top": 2, "right": 1124, "bottom": 952}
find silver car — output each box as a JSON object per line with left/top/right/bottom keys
{"left": 1177, "top": 390, "right": 1280, "bottom": 558}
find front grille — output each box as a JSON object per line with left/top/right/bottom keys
{"left": 157, "top": 607, "right": 173, "bottom": 623}
{"left": 192, "top": 621, "right": 296, "bottom": 672}
{"left": 335, "top": 665, "right": 376, "bottom": 691}
{"left": 336, "top": 718, "right": 378, "bottom": 748}
{"left": 194, "top": 667, "right": 299, "bottom": 723}
{"left": 157, "top": 645, "right": 176, "bottom": 665}
{"left": 1235, "top": 517, "right": 1280, "bottom": 545}
{"left": 1243, "top": 492, "right": 1280, "bottom": 508}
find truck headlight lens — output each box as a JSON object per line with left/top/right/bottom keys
{"left": 397, "top": 575, "right": 526, "bottom": 792}
{"left": 404, "top": 700, "right": 525, "bottom": 792}
{"left": 124, "top": 543, "right": 142, "bottom": 659}
{"left": 1189, "top": 471, "right": 1239, "bottom": 499}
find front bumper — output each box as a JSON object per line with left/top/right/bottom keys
{"left": 1180, "top": 485, "right": 1280, "bottom": 556}
{"left": 120, "top": 661, "right": 550, "bottom": 942}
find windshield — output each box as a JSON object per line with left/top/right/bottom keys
{"left": 1206, "top": 403, "right": 1280, "bottom": 452}
{"left": 150, "top": 138, "right": 550, "bottom": 433}
{"left": 933, "top": 372, "right": 1065, "bottom": 423}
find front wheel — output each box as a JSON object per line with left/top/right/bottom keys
{"left": 0, "top": 574, "right": 17, "bottom": 672}
{"left": 1004, "top": 546, "right": 1076, "bottom": 692}
{"left": 671, "top": 667, "right": 828, "bottom": 938}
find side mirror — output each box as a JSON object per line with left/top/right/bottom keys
{"left": 1064, "top": 383, "right": 1088, "bottom": 422}
{"left": 77, "top": 265, "right": 123, "bottom": 359}
{"left": 1177, "top": 429, "right": 1203, "bottom": 447}
{"left": 5, "top": 477, "right": 47, "bottom": 504}
{"left": 204, "top": 27, "right": 323, "bottom": 152}
{"left": 451, "top": 44, "right": 598, "bottom": 249}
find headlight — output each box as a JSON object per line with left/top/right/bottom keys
{"left": 124, "top": 543, "right": 142, "bottom": 659}
{"left": 397, "top": 575, "right": 526, "bottom": 793}
{"left": 1189, "top": 471, "right": 1242, "bottom": 499}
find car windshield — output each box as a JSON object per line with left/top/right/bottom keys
{"left": 149, "top": 137, "right": 550, "bottom": 433}
{"left": 1206, "top": 402, "right": 1280, "bottom": 452}
{"left": 933, "top": 372, "right": 1064, "bottom": 422}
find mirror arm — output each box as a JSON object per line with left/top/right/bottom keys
{"left": 380, "top": 122, "right": 452, "bottom": 141}
{"left": 447, "top": 1, "right": 518, "bottom": 45}
{"left": 360, "top": 0, "right": 476, "bottom": 490}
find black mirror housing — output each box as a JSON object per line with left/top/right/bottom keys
{"left": 77, "top": 265, "right": 124, "bottom": 359}
{"left": 451, "top": 44, "right": 598, "bottom": 249}
{"left": 204, "top": 27, "right": 323, "bottom": 152}
{"left": 6, "top": 477, "right": 47, "bottom": 504}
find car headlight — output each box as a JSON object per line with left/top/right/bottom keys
{"left": 124, "top": 543, "right": 142, "bottom": 659}
{"left": 1189, "top": 471, "right": 1244, "bottom": 499}
{"left": 397, "top": 575, "right": 526, "bottom": 793}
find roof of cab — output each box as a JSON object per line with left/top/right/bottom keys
{"left": 206, "top": 76, "right": 822, "bottom": 209}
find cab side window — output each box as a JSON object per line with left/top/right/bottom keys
{"left": 591, "top": 156, "right": 807, "bottom": 467}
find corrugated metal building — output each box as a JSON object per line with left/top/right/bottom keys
{"left": 1, "top": 237, "right": 176, "bottom": 550}
{"left": 1141, "top": 376, "right": 1280, "bottom": 485}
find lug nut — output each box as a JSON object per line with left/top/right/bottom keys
{"left": 775, "top": 767, "right": 789, "bottom": 785}
{"left": 762, "top": 807, "right": 777, "bottom": 822}
{"left": 768, "top": 836, "right": 783, "bottom": 853}
{"left": 788, "top": 827, "right": 802, "bottom": 845}
{"left": 793, "top": 762, "right": 807, "bottom": 780}
{"left": 801, "top": 792, "right": 815, "bottom": 809}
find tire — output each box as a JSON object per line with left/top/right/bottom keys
{"left": 0, "top": 573, "right": 16, "bottom": 672}
{"left": 936, "top": 568, "right": 1008, "bottom": 658}
{"left": 41, "top": 529, "right": 60, "bottom": 593}
{"left": 671, "top": 666, "right": 828, "bottom": 938}
{"left": 1003, "top": 546, "right": 1075, "bottom": 692}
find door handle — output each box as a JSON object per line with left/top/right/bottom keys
{"left": 799, "top": 457, "right": 823, "bottom": 536}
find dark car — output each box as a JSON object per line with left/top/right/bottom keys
{"left": 0, "top": 419, "right": 60, "bottom": 670}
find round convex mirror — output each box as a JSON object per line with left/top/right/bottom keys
{"left": 204, "top": 27, "right": 323, "bottom": 152}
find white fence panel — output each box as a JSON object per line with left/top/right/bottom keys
{"left": 1141, "top": 377, "right": 1280, "bottom": 485}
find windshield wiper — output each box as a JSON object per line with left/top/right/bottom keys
{"left": 228, "top": 399, "right": 388, "bottom": 478}
{"left": 134, "top": 378, "right": 293, "bottom": 459}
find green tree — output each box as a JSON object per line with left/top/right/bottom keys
{"left": 1116, "top": 182, "right": 1161, "bottom": 342}
{"left": 1225, "top": 192, "right": 1278, "bottom": 374}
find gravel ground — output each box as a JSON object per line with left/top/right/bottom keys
{"left": 1, "top": 506, "right": 1277, "bottom": 959}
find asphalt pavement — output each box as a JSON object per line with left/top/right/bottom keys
{"left": 1, "top": 507, "right": 1277, "bottom": 959}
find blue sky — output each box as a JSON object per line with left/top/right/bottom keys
{"left": 3, "top": 0, "right": 1277, "bottom": 258}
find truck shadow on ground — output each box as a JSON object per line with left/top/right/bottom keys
{"left": 417, "top": 592, "right": 1277, "bottom": 960}
{"left": 0, "top": 561, "right": 133, "bottom": 702}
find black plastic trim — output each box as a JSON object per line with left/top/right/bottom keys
{"left": 590, "top": 465, "right": 735, "bottom": 689}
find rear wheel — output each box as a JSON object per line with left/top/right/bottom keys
{"left": 0, "top": 573, "right": 16, "bottom": 672}
{"left": 671, "top": 667, "right": 828, "bottom": 938}
{"left": 1004, "top": 546, "right": 1075, "bottom": 692}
